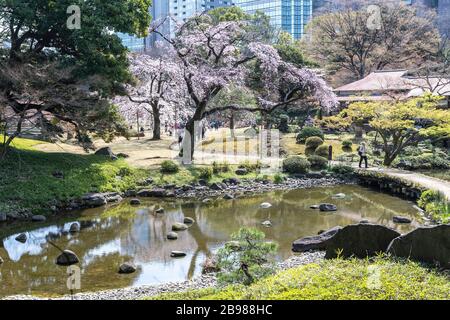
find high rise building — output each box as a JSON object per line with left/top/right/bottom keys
{"left": 233, "top": 0, "right": 313, "bottom": 40}
{"left": 118, "top": 0, "right": 232, "bottom": 51}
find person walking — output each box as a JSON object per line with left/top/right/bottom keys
{"left": 358, "top": 142, "right": 368, "bottom": 169}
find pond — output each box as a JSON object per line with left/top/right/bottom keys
{"left": 0, "top": 185, "right": 423, "bottom": 297}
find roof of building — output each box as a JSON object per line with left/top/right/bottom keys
{"left": 335, "top": 70, "right": 450, "bottom": 100}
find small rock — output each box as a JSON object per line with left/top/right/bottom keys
{"left": 235, "top": 168, "right": 248, "bottom": 176}
{"left": 332, "top": 193, "right": 346, "bottom": 199}
{"left": 52, "top": 171, "right": 64, "bottom": 179}
{"left": 167, "top": 232, "right": 178, "bottom": 240}
{"left": 319, "top": 203, "right": 337, "bottom": 212}
{"left": 56, "top": 250, "right": 79, "bottom": 266}
{"left": 155, "top": 208, "right": 165, "bottom": 214}
{"left": 31, "top": 215, "right": 46, "bottom": 222}
{"left": 0, "top": 212, "right": 7, "bottom": 222}
{"left": 198, "top": 179, "right": 208, "bottom": 186}
{"left": 360, "top": 220, "right": 370, "bottom": 224}
{"left": 118, "top": 262, "right": 137, "bottom": 274}
{"left": 261, "top": 220, "right": 272, "bottom": 227}
{"left": 310, "top": 205, "right": 320, "bottom": 210}
{"left": 117, "top": 153, "right": 130, "bottom": 159}
{"left": 210, "top": 183, "right": 225, "bottom": 191}
{"left": 223, "top": 194, "right": 234, "bottom": 200}
{"left": 393, "top": 216, "right": 412, "bottom": 224}
{"left": 172, "top": 223, "right": 189, "bottom": 231}
{"left": 171, "top": 251, "right": 187, "bottom": 258}
{"left": 69, "top": 223, "right": 80, "bottom": 233}
{"left": 202, "top": 198, "right": 212, "bottom": 204}
{"left": 81, "top": 193, "right": 107, "bottom": 207}
{"left": 0, "top": 256, "right": 3, "bottom": 264}
{"left": 15, "top": 233, "right": 27, "bottom": 243}
{"left": 183, "top": 217, "right": 195, "bottom": 224}
{"left": 260, "top": 202, "right": 272, "bottom": 209}
{"left": 130, "top": 199, "right": 141, "bottom": 205}
{"left": 104, "top": 192, "right": 123, "bottom": 203}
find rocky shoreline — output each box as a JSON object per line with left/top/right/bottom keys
{"left": 2, "top": 252, "right": 325, "bottom": 301}
{"left": 0, "top": 174, "right": 355, "bottom": 223}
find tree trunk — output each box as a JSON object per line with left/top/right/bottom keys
{"left": 152, "top": 105, "right": 161, "bottom": 140}
{"left": 230, "top": 113, "right": 235, "bottom": 138}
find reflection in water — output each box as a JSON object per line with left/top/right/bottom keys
{"left": 0, "top": 185, "right": 421, "bottom": 297}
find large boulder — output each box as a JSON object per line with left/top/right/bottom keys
{"left": 95, "top": 147, "right": 115, "bottom": 157}
{"left": 325, "top": 224, "right": 401, "bottom": 259}
{"left": 81, "top": 193, "right": 107, "bottom": 207}
{"left": 292, "top": 226, "right": 342, "bottom": 253}
{"left": 387, "top": 225, "right": 450, "bottom": 269}
{"left": 56, "top": 250, "right": 79, "bottom": 266}
{"left": 31, "top": 215, "right": 46, "bottom": 222}
{"left": 104, "top": 192, "right": 123, "bottom": 203}
{"left": 172, "top": 222, "right": 189, "bottom": 231}
{"left": 15, "top": 233, "right": 27, "bottom": 243}
{"left": 137, "top": 188, "right": 168, "bottom": 198}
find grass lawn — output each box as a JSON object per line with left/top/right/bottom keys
{"left": 150, "top": 257, "right": 450, "bottom": 300}
{"left": 282, "top": 133, "right": 356, "bottom": 159}
{"left": 0, "top": 137, "right": 149, "bottom": 215}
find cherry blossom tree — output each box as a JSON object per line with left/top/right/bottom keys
{"left": 151, "top": 14, "right": 337, "bottom": 160}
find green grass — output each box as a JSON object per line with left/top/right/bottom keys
{"left": 150, "top": 257, "right": 450, "bottom": 300}
{"left": 0, "top": 138, "right": 148, "bottom": 215}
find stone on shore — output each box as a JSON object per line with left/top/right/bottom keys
{"left": 387, "top": 224, "right": 450, "bottom": 269}
{"left": 183, "top": 217, "right": 195, "bottom": 224}
{"left": 393, "top": 216, "right": 412, "bottom": 224}
{"left": 130, "top": 199, "right": 141, "bottom": 205}
{"left": 69, "top": 223, "right": 80, "bottom": 233}
{"left": 325, "top": 224, "right": 401, "bottom": 259}
{"left": 292, "top": 226, "right": 342, "bottom": 252}
{"left": 81, "top": 193, "right": 107, "bottom": 207}
{"left": 260, "top": 202, "right": 272, "bottom": 209}
{"left": 31, "top": 215, "right": 46, "bottom": 222}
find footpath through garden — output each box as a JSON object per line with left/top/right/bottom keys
{"left": 355, "top": 166, "right": 450, "bottom": 201}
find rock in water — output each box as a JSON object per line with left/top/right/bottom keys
{"left": 155, "top": 207, "right": 165, "bottom": 214}
{"left": 332, "top": 193, "right": 346, "bottom": 199}
{"left": 223, "top": 194, "right": 234, "bottom": 200}
{"left": 56, "top": 250, "right": 79, "bottom": 266}
{"left": 130, "top": 199, "right": 141, "bottom": 205}
{"left": 167, "top": 232, "right": 178, "bottom": 240}
{"left": 261, "top": 220, "right": 272, "bottom": 227}
{"left": 172, "top": 223, "right": 188, "bottom": 231}
{"left": 387, "top": 225, "right": 450, "bottom": 269}
{"left": 183, "top": 217, "right": 195, "bottom": 224}
{"left": 15, "top": 233, "right": 27, "bottom": 243}
{"left": 171, "top": 251, "right": 187, "bottom": 258}
{"left": 325, "top": 224, "right": 400, "bottom": 259}
{"left": 81, "top": 193, "right": 107, "bottom": 207}
{"left": 292, "top": 226, "right": 342, "bottom": 252}
{"left": 69, "top": 223, "right": 80, "bottom": 233}
{"left": 319, "top": 203, "right": 337, "bottom": 212}
{"left": 31, "top": 215, "right": 46, "bottom": 222}
{"left": 310, "top": 205, "right": 320, "bottom": 210}
{"left": 118, "top": 263, "right": 137, "bottom": 274}
{"left": 260, "top": 203, "right": 272, "bottom": 209}
{"left": 393, "top": 216, "right": 412, "bottom": 224}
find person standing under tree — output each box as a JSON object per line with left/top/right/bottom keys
{"left": 358, "top": 142, "right": 368, "bottom": 169}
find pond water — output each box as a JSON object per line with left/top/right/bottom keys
{"left": 0, "top": 185, "right": 422, "bottom": 297}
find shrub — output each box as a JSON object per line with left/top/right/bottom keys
{"left": 160, "top": 160, "right": 179, "bottom": 174}
{"left": 212, "top": 161, "right": 230, "bottom": 174}
{"left": 283, "top": 156, "right": 311, "bottom": 174}
{"left": 307, "top": 155, "right": 328, "bottom": 170}
{"left": 216, "top": 228, "right": 278, "bottom": 285}
{"left": 315, "top": 145, "right": 330, "bottom": 158}
{"left": 396, "top": 154, "right": 450, "bottom": 170}
{"left": 198, "top": 166, "right": 213, "bottom": 180}
{"left": 342, "top": 140, "right": 353, "bottom": 149}
{"left": 418, "top": 190, "right": 450, "bottom": 223}
{"left": 296, "top": 127, "right": 324, "bottom": 144}
{"left": 238, "top": 160, "right": 262, "bottom": 172}
{"left": 278, "top": 114, "right": 290, "bottom": 133}
{"left": 273, "top": 173, "right": 285, "bottom": 184}
{"left": 305, "top": 136, "right": 324, "bottom": 149}
{"left": 330, "top": 164, "right": 355, "bottom": 175}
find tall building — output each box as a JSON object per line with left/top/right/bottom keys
{"left": 233, "top": 0, "right": 313, "bottom": 40}
{"left": 118, "top": 0, "right": 232, "bottom": 51}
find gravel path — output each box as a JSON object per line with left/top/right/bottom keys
{"left": 2, "top": 252, "right": 325, "bottom": 301}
